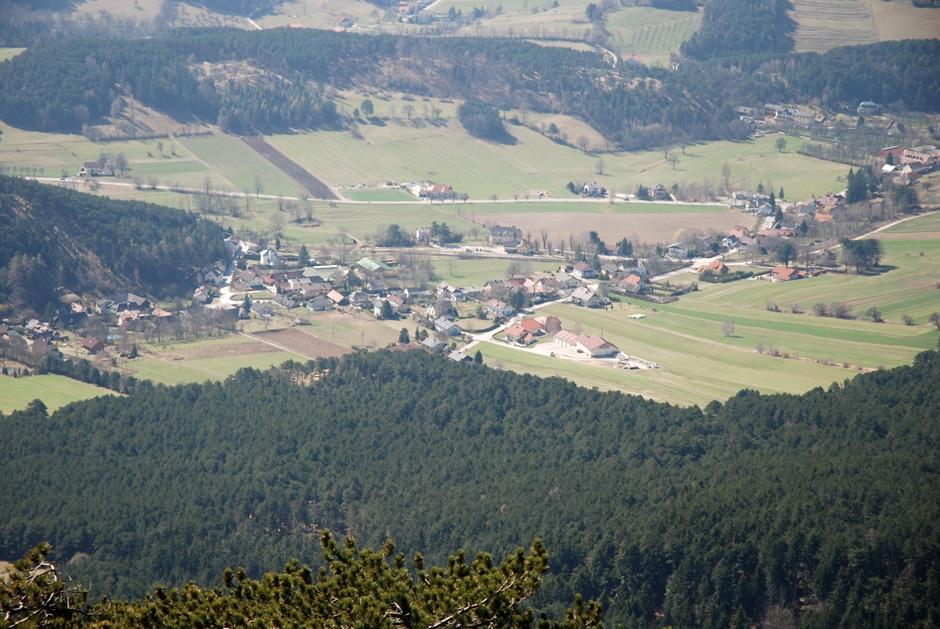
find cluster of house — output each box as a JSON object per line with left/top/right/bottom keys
{"left": 397, "top": 1, "right": 434, "bottom": 23}
{"left": 673, "top": 220, "right": 811, "bottom": 263}
{"left": 0, "top": 299, "right": 128, "bottom": 359}
{"left": 876, "top": 145, "right": 940, "bottom": 186}
{"left": 0, "top": 319, "right": 66, "bottom": 357}
{"left": 96, "top": 293, "right": 175, "bottom": 326}
{"left": 501, "top": 315, "right": 621, "bottom": 358}
{"left": 792, "top": 192, "right": 849, "bottom": 224}
{"left": 735, "top": 104, "right": 817, "bottom": 127}
{"left": 730, "top": 191, "right": 775, "bottom": 215}
{"left": 403, "top": 182, "right": 456, "bottom": 200}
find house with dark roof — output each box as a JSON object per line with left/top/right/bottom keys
{"left": 570, "top": 287, "right": 599, "bottom": 307}
{"left": 421, "top": 337, "right": 448, "bottom": 353}
{"left": 82, "top": 336, "right": 104, "bottom": 354}
{"left": 489, "top": 225, "right": 523, "bottom": 246}
{"left": 571, "top": 261, "right": 596, "bottom": 279}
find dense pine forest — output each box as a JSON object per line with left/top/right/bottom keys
{"left": 0, "top": 176, "right": 227, "bottom": 313}
{"left": 3, "top": 350, "right": 939, "bottom": 627}
{"left": 0, "top": 26, "right": 937, "bottom": 147}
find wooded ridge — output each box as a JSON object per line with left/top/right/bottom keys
{"left": 0, "top": 28, "right": 937, "bottom": 148}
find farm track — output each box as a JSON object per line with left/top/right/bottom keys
{"left": 241, "top": 135, "right": 337, "bottom": 200}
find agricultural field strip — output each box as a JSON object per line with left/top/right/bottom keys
{"left": 656, "top": 303, "right": 930, "bottom": 350}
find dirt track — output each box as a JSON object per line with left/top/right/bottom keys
{"left": 242, "top": 135, "right": 337, "bottom": 200}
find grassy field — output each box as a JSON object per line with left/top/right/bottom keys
{"left": 605, "top": 6, "right": 702, "bottom": 67}
{"left": 791, "top": 0, "right": 940, "bottom": 53}
{"left": 0, "top": 48, "right": 26, "bottom": 62}
{"left": 0, "top": 375, "right": 115, "bottom": 414}
{"left": 432, "top": 258, "right": 559, "bottom": 286}
{"left": 176, "top": 135, "right": 302, "bottom": 197}
{"left": 267, "top": 119, "right": 844, "bottom": 202}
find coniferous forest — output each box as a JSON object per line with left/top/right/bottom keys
{"left": 2, "top": 350, "right": 939, "bottom": 627}
{"left": 0, "top": 27, "right": 937, "bottom": 148}
{"left": 0, "top": 175, "right": 227, "bottom": 312}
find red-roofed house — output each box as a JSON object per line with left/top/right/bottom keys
{"left": 697, "top": 260, "right": 729, "bottom": 276}
{"left": 327, "top": 289, "right": 347, "bottom": 306}
{"left": 771, "top": 265, "right": 799, "bottom": 281}
{"left": 518, "top": 319, "right": 544, "bottom": 335}
{"left": 505, "top": 324, "right": 537, "bottom": 345}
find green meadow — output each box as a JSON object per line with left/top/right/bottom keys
{"left": 0, "top": 375, "right": 115, "bottom": 414}
{"left": 266, "top": 120, "right": 845, "bottom": 202}
{"left": 475, "top": 212, "right": 940, "bottom": 405}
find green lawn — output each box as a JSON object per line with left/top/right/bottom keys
{"left": 0, "top": 375, "right": 116, "bottom": 414}
{"left": 432, "top": 258, "right": 559, "bottom": 286}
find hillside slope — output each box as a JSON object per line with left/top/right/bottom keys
{"left": 0, "top": 176, "right": 226, "bottom": 314}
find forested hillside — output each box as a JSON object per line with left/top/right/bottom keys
{"left": 3, "top": 350, "right": 939, "bottom": 626}
{"left": 0, "top": 176, "right": 227, "bottom": 313}
{"left": 2, "top": 26, "right": 938, "bottom": 149}
{"left": 680, "top": 0, "right": 796, "bottom": 60}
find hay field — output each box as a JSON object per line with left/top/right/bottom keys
{"left": 791, "top": 0, "right": 940, "bottom": 53}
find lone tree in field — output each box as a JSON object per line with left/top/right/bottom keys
{"left": 775, "top": 137, "right": 787, "bottom": 152}
{"left": 361, "top": 99, "right": 374, "bottom": 117}
{"left": 721, "top": 318, "right": 735, "bottom": 337}
{"left": 930, "top": 312, "right": 940, "bottom": 330}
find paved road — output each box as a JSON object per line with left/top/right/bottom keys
{"left": 33, "top": 176, "right": 728, "bottom": 209}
